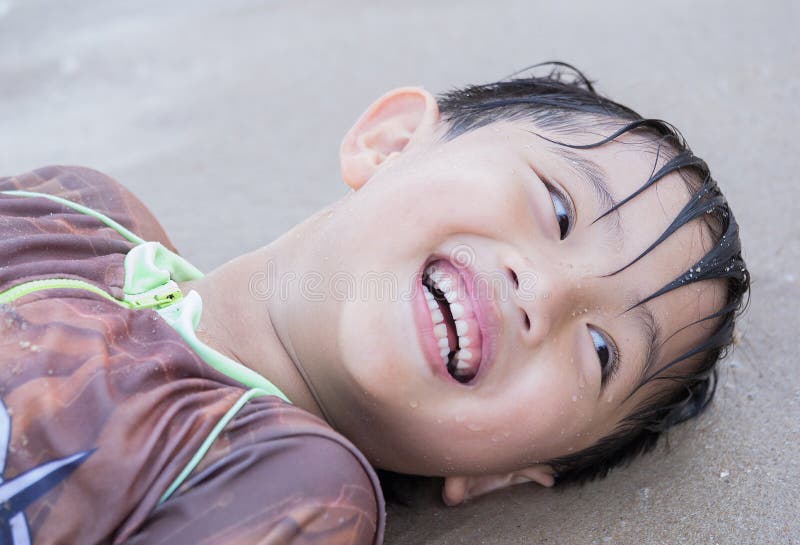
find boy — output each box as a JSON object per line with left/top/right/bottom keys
{"left": 0, "top": 64, "right": 748, "bottom": 544}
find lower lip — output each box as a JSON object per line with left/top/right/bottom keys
{"left": 412, "top": 272, "right": 459, "bottom": 383}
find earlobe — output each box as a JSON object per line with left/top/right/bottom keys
{"left": 442, "top": 465, "right": 555, "bottom": 506}
{"left": 339, "top": 87, "right": 440, "bottom": 190}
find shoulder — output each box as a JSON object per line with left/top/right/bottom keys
{"left": 255, "top": 414, "right": 385, "bottom": 545}
{"left": 0, "top": 165, "right": 177, "bottom": 251}
{"left": 206, "top": 396, "right": 386, "bottom": 545}
{"left": 248, "top": 396, "right": 384, "bottom": 509}
{"left": 126, "top": 396, "right": 385, "bottom": 545}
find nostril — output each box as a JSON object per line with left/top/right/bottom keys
{"left": 508, "top": 267, "right": 519, "bottom": 289}
{"left": 522, "top": 310, "right": 531, "bottom": 331}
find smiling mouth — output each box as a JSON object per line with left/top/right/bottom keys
{"left": 421, "top": 260, "right": 483, "bottom": 382}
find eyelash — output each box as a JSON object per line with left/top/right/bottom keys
{"left": 547, "top": 185, "right": 574, "bottom": 240}
{"left": 589, "top": 328, "right": 620, "bottom": 380}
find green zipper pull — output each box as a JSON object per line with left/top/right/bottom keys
{"left": 123, "top": 280, "right": 183, "bottom": 309}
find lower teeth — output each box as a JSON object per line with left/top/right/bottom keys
{"left": 446, "top": 351, "right": 474, "bottom": 382}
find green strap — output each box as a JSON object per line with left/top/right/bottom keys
{"left": 158, "top": 388, "right": 270, "bottom": 505}
{"left": 0, "top": 278, "right": 131, "bottom": 307}
{"left": 0, "top": 281, "right": 289, "bottom": 402}
{"left": 1, "top": 189, "right": 146, "bottom": 245}
{"left": 156, "top": 292, "right": 290, "bottom": 402}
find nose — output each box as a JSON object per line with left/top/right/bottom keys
{"left": 504, "top": 253, "right": 577, "bottom": 347}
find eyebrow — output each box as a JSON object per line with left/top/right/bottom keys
{"left": 610, "top": 301, "right": 661, "bottom": 393}
{"left": 556, "top": 149, "right": 624, "bottom": 238}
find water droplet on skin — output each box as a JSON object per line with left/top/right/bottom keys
{"left": 571, "top": 394, "right": 578, "bottom": 402}
{"left": 503, "top": 431, "right": 511, "bottom": 438}
{"left": 455, "top": 415, "right": 466, "bottom": 423}
{"left": 578, "top": 374, "right": 586, "bottom": 388}
{"left": 467, "top": 423, "right": 483, "bottom": 432}
{"left": 436, "top": 417, "right": 443, "bottom": 424}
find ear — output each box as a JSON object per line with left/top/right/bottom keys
{"left": 442, "top": 465, "right": 555, "bottom": 506}
{"left": 340, "top": 87, "right": 440, "bottom": 190}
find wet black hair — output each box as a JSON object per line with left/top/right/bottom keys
{"left": 434, "top": 62, "right": 751, "bottom": 485}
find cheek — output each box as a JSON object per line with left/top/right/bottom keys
{"left": 337, "top": 297, "right": 417, "bottom": 400}
{"left": 445, "top": 175, "right": 531, "bottom": 240}
{"left": 370, "top": 159, "right": 531, "bottom": 243}
{"left": 476, "top": 361, "right": 601, "bottom": 464}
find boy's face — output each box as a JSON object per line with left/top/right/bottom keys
{"left": 282, "top": 94, "right": 722, "bottom": 481}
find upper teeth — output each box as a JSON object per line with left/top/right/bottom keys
{"left": 423, "top": 265, "right": 476, "bottom": 375}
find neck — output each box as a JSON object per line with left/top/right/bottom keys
{"left": 181, "top": 244, "right": 327, "bottom": 421}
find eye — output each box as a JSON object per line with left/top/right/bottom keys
{"left": 548, "top": 187, "right": 572, "bottom": 239}
{"left": 589, "top": 328, "right": 617, "bottom": 373}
